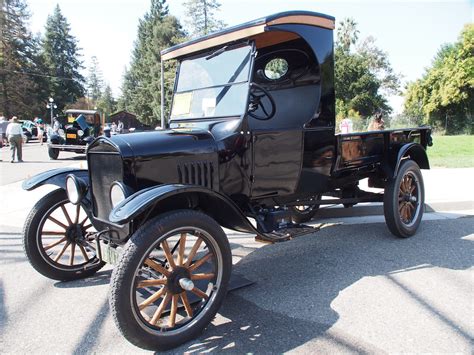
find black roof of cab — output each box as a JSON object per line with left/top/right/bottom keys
{"left": 161, "top": 10, "right": 335, "bottom": 61}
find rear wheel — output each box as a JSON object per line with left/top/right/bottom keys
{"left": 23, "top": 189, "right": 104, "bottom": 281}
{"left": 110, "top": 210, "right": 232, "bottom": 351}
{"left": 48, "top": 147, "right": 59, "bottom": 160}
{"left": 384, "top": 160, "right": 424, "bottom": 238}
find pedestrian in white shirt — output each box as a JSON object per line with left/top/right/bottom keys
{"left": 6, "top": 116, "right": 23, "bottom": 163}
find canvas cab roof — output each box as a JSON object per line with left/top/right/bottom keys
{"left": 161, "top": 10, "right": 335, "bottom": 61}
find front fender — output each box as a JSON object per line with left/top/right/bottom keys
{"left": 22, "top": 168, "right": 89, "bottom": 191}
{"left": 109, "top": 184, "right": 259, "bottom": 235}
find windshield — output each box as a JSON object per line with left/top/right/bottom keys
{"left": 171, "top": 44, "right": 252, "bottom": 119}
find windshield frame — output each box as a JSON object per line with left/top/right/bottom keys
{"left": 169, "top": 41, "right": 256, "bottom": 122}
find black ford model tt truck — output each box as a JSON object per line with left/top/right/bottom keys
{"left": 22, "top": 11, "right": 432, "bottom": 350}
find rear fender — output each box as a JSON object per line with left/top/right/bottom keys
{"left": 392, "top": 143, "right": 430, "bottom": 178}
{"left": 109, "top": 184, "right": 259, "bottom": 235}
{"left": 22, "top": 168, "right": 89, "bottom": 191}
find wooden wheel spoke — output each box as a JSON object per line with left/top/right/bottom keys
{"left": 410, "top": 185, "right": 416, "bottom": 194}
{"left": 178, "top": 233, "right": 186, "bottom": 266}
{"left": 191, "top": 273, "right": 215, "bottom": 281}
{"left": 161, "top": 240, "right": 176, "bottom": 269}
{"left": 169, "top": 295, "right": 178, "bottom": 327}
{"left": 180, "top": 292, "right": 193, "bottom": 318}
{"left": 138, "top": 287, "right": 166, "bottom": 310}
{"left": 54, "top": 241, "right": 71, "bottom": 262}
{"left": 137, "top": 279, "right": 167, "bottom": 288}
{"left": 42, "top": 231, "right": 66, "bottom": 236}
{"left": 48, "top": 216, "right": 68, "bottom": 230}
{"left": 151, "top": 292, "right": 172, "bottom": 325}
{"left": 60, "top": 205, "right": 73, "bottom": 225}
{"left": 69, "top": 243, "right": 76, "bottom": 265}
{"left": 184, "top": 237, "right": 203, "bottom": 267}
{"left": 44, "top": 236, "right": 67, "bottom": 251}
{"left": 191, "top": 287, "right": 209, "bottom": 300}
{"left": 80, "top": 216, "right": 88, "bottom": 226}
{"left": 189, "top": 252, "right": 213, "bottom": 272}
{"left": 83, "top": 224, "right": 93, "bottom": 230}
{"left": 79, "top": 244, "right": 90, "bottom": 261}
{"left": 144, "top": 258, "right": 170, "bottom": 277}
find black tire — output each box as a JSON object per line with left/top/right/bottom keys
{"left": 110, "top": 210, "right": 232, "bottom": 351}
{"left": 23, "top": 189, "right": 104, "bottom": 281}
{"left": 291, "top": 195, "right": 321, "bottom": 223}
{"left": 384, "top": 160, "right": 425, "bottom": 238}
{"left": 48, "top": 147, "right": 59, "bottom": 160}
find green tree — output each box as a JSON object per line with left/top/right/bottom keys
{"left": 183, "top": 0, "right": 225, "bottom": 37}
{"left": 334, "top": 18, "right": 398, "bottom": 127}
{"left": 97, "top": 84, "right": 116, "bottom": 121}
{"left": 404, "top": 24, "right": 473, "bottom": 134}
{"left": 87, "top": 56, "right": 103, "bottom": 104}
{"left": 120, "top": 0, "right": 185, "bottom": 125}
{"left": 42, "top": 5, "right": 85, "bottom": 114}
{"left": 0, "top": 0, "right": 46, "bottom": 119}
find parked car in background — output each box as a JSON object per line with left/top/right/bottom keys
{"left": 20, "top": 120, "right": 47, "bottom": 143}
{"left": 48, "top": 109, "right": 102, "bottom": 159}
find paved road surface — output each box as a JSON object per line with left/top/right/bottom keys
{"left": 0, "top": 218, "right": 472, "bottom": 353}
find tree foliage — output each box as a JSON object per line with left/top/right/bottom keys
{"left": 0, "top": 0, "right": 46, "bottom": 119}
{"left": 97, "top": 84, "right": 117, "bottom": 121}
{"left": 119, "top": 0, "right": 185, "bottom": 125}
{"left": 404, "top": 24, "right": 473, "bottom": 134}
{"left": 183, "top": 0, "right": 225, "bottom": 37}
{"left": 334, "top": 18, "right": 399, "bottom": 127}
{"left": 42, "top": 5, "right": 85, "bottom": 114}
{"left": 87, "top": 56, "right": 103, "bottom": 103}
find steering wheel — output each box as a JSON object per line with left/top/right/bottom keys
{"left": 248, "top": 82, "right": 276, "bottom": 120}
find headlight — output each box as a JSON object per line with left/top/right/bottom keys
{"left": 110, "top": 182, "right": 130, "bottom": 208}
{"left": 58, "top": 129, "right": 65, "bottom": 137}
{"left": 77, "top": 130, "right": 84, "bottom": 137}
{"left": 66, "top": 175, "right": 88, "bottom": 205}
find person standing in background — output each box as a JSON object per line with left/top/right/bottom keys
{"left": 6, "top": 116, "right": 23, "bottom": 163}
{"left": 36, "top": 117, "right": 45, "bottom": 145}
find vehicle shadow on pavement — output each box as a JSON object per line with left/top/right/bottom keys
{"left": 54, "top": 269, "right": 113, "bottom": 288}
{"left": 168, "top": 219, "right": 473, "bottom": 353}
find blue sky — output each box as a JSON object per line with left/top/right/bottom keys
{"left": 27, "top": 0, "right": 473, "bottom": 113}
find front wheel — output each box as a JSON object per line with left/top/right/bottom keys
{"left": 384, "top": 160, "right": 425, "bottom": 238}
{"left": 23, "top": 189, "right": 104, "bottom": 281}
{"left": 110, "top": 210, "right": 232, "bottom": 351}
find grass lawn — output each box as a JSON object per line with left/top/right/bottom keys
{"left": 427, "top": 135, "right": 473, "bottom": 168}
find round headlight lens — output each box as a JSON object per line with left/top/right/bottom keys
{"left": 110, "top": 182, "right": 127, "bottom": 208}
{"left": 58, "top": 129, "right": 65, "bottom": 137}
{"left": 66, "top": 176, "right": 80, "bottom": 204}
{"left": 77, "top": 130, "right": 84, "bottom": 137}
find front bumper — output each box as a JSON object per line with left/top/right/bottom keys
{"left": 49, "top": 144, "right": 87, "bottom": 152}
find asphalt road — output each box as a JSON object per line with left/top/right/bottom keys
{"left": 1, "top": 218, "right": 473, "bottom": 353}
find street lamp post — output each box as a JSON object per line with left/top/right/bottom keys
{"left": 46, "top": 97, "right": 57, "bottom": 124}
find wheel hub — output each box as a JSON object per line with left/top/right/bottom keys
{"left": 167, "top": 267, "right": 191, "bottom": 294}
{"left": 65, "top": 224, "right": 84, "bottom": 243}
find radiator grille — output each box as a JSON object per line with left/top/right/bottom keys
{"left": 178, "top": 161, "right": 214, "bottom": 189}
{"left": 88, "top": 152, "right": 123, "bottom": 220}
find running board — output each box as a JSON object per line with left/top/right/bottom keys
{"left": 255, "top": 224, "right": 320, "bottom": 243}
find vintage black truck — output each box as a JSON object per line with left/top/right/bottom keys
{"left": 22, "top": 11, "right": 432, "bottom": 350}
{"left": 48, "top": 109, "right": 102, "bottom": 159}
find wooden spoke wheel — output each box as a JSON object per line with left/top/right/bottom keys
{"left": 384, "top": 160, "right": 425, "bottom": 238}
{"left": 23, "top": 189, "right": 104, "bottom": 281}
{"left": 110, "top": 210, "right": 231, "bottom": 351}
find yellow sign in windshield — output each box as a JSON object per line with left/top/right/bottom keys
{"left": 172, "top": 92, "right": 193, "bottom": 116}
